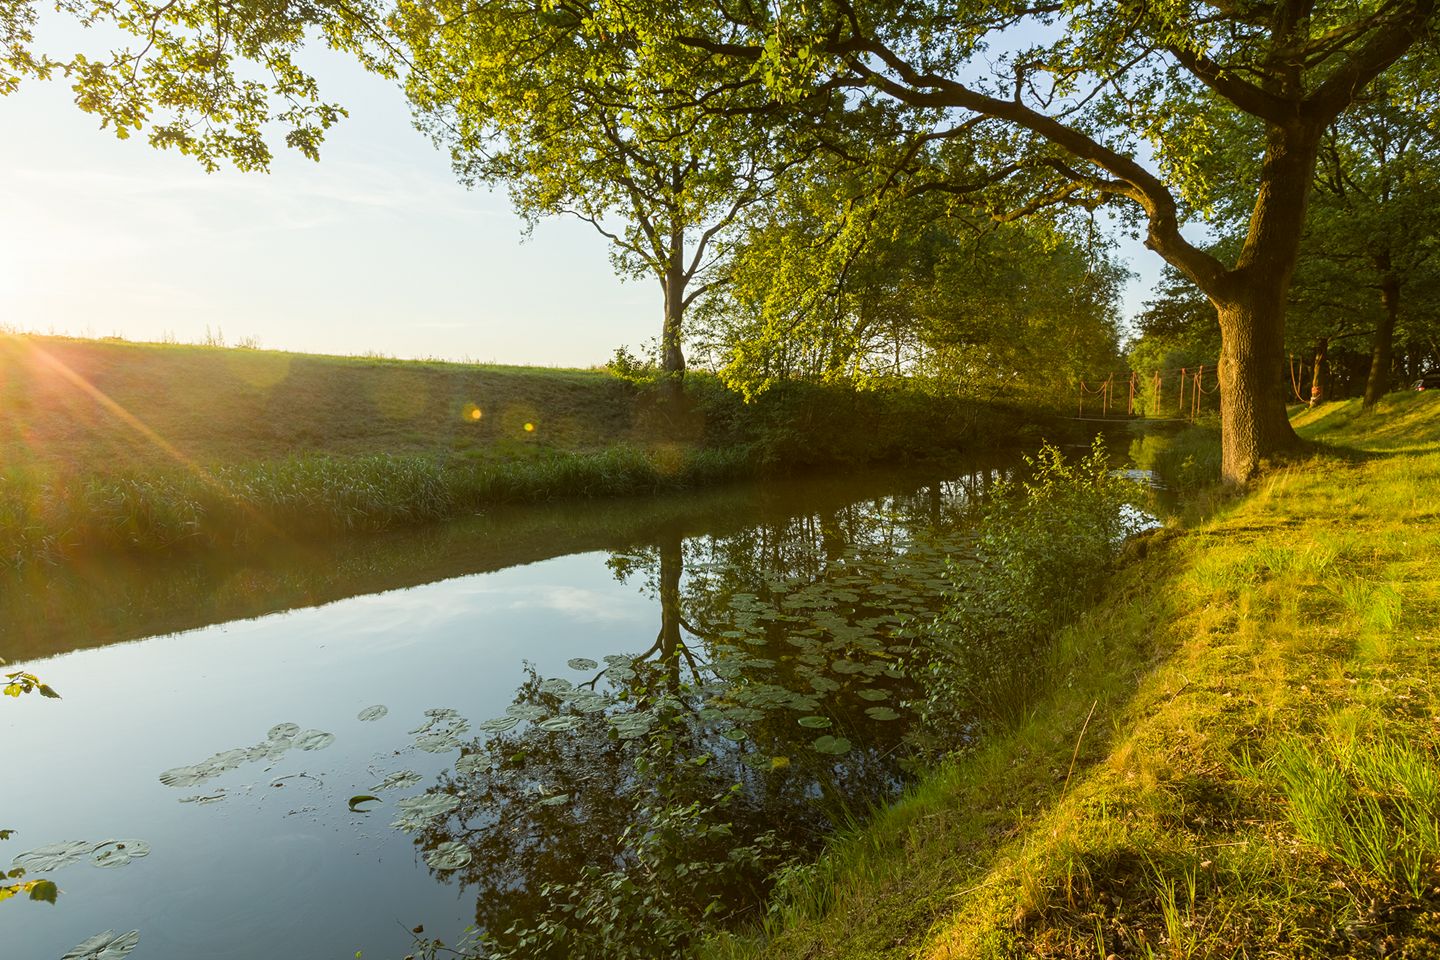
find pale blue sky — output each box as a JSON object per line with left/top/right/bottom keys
{"left": 0, "top": 36, "right": 1161, "bottom": 367}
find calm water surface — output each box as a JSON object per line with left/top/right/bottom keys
{"left": 1, "top": 458, "right": 1024, "bottom": 959}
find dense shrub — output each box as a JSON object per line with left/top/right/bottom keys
{"left": 921, "top": 439, "right": 1144, "bottom": 732}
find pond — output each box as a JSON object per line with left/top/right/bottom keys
{"left": 1, "top": 453, "right": 1036, "bottom": 959}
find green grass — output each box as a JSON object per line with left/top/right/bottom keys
{"left": 0, "top": 333, "right": 1049, "bottom": 562}
{"left": 702, "top": 390, "right": 1440, "bottom": 960}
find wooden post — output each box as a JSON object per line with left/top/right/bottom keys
{"left": 1178, "top": 367, "right": 1187, "bottom": 416}
{"left": 1128, "top": 371, "right": 1136, "bottom": 416}
{"left": 1078, "top": 381, "right": 1085, "bottom": 418}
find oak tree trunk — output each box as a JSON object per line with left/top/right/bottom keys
{"left": 1363, "top": 260, "right": 1399, "bottom": 409}
{"left": 1215, "top": 286, "right": 1300, "bottom": 482}
{"left": 660, "top": 228, "right": 686, "bottom": 402}
{"left": 1310, "top": 337, "right": 1329, "bottom": 407}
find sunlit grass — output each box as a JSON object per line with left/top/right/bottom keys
{"left": 703, "top": 388, "right": 1440, "bottom": 960}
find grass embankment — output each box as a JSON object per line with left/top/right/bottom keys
{"left": 705, "top": 391, "right": 1440, "bottom": 960}
{"left": 0, "top": 334, "right": 1036, "bottom": 562}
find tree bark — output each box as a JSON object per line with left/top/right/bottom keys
{"left": 1215, "top": 285, "right": 1299, "bottom": 482}
{"left": 1363, "top": 255, "right": 1399, "bottom": 409}
{"left": 660, "top": 226, "right": 687, "bottom": 400}
{"left": 1309, "top": 337, "right": 1329, "bottom": 407}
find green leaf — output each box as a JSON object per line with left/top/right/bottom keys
{"left": 37, "top": 684, "right": 61, "bottom": 699}
{"left": 28, "top": 879, "right": 58, "bottom": 903}
{"left": 348, "top": 795, "right": 381, "bottom": 813}
{"left": 812, "top": 735, "right": 852, "bottom": 755}
{"left": 797, "top": 715, "right": 831, "bottom": 728}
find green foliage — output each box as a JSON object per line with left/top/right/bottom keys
{"left": 922, "top": 440, "right": 1142, "bottom": 729}
{"left": 4, "top": 0, "right": 395, "bottom": 170}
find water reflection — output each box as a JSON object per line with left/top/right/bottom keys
{"left": 390, "top": 471, "right": 1009, "bottom": 951}
{"left": 2, "top": 457, "right": 1023, "bottom": 960}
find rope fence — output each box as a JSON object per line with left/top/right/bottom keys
{"left": 1076, "top": 356, "right": 1320, "bottom": 422}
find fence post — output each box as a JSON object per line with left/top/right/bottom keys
{"left": 1178, "top": 367, "right": 1187, "bottom": 416}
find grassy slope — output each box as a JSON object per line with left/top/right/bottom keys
{"left": 0, "top": 334, "right": 1049, "bottom": 561}
{"left": 706, "top": 391, "right": 1440, "bottom": 960}
{"left": 0, "top": 334, "right": 635, "bottom": 474}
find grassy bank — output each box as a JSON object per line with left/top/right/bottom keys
{"left": 704, "top": 390, "right": 1440, "bottom": 959}
{"left": 0, "top": 334, "right": 1045, "bottom": 562}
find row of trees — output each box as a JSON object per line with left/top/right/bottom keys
{"left": 6, "top": 0, "right": 1437, "bottom": 480}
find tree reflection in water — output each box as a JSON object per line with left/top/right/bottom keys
{"left": 400, "top": 469, "right": 1008, "bottom": 955}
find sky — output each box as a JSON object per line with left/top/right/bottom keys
{"left": 0, "top": 31, "right": 1162, "bottom": 368}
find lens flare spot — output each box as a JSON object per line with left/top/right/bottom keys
{"left": 462, "top": 403, "right": 483, "bottom": 422}
{"left": 470, "top": 408, "right": 482, "bottom": 420}
{"left": 523, "top": 422, "right": 535, "bottom": 433}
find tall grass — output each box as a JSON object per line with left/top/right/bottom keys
{"left": 1263, "top": 735, "right": 1440, "bottom": 898}
{"left": 0, "top": 445, "right": 755, "bottom": 565}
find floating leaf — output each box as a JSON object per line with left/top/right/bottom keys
{"left": 392, "top": 793, "right": 462, "bottom": 832}
{"left": 721, "top": 728, "right": 749, "bottom": 742}
{"left": 537, "top": 715, "right": 582, "bottom": 733}
{"left": 267, "top": 723, "right": 300, "bottom": 741}
{"left": 61, "top": 930, "right": 141, "bottom": 960}
{"left": 477, "top": 716, "right": 520, "bottom": 733}
{"left": 856, "top": 688, "right": 890, "bottom": 701}
{"left": 178, "top": 793, "right": 225, "bottom": 805}
{"left": 28, "top": 879, "right": 58, "bottom": 903}
{"left": 294, "top": 730, "right": 335, "bottom": 751}
{"left": 159, "top": 765, "right": 213, "bottom": 789}
{"left": 535, "top": 793, "right": 570, "bottom": 807}
{"left": 566, "top": 658, "right": 598, "bottom": 671}
{"left": 864, "top": 707, "right": 900, "bottom": 721}
{"left": 812, "top": 735, "right": 853, "bottom": 756}
{"left": 455, "top": 754, "right": 486, "bottom": 777}
{"left": 769, "top": 756, "right": 790, "bottom": 770}
{"left": 13, "top": 841, "right": 94, "bottom": 872}
{"left": 424, "top": 708, "right": 461, "bottom": 720}
{"left": 415, "top": 733, "right": 461, "bottom": 753}
{"left": 348, "top": 795, "right": 381, "bottom": 813}
{"left": 505, "top": 704, "right": 547, "bottom": 721}
{"left": 830, "top": 659, "right": 866, "bottom": 674}
{"left": 357, "top": 705, "right": 388, "bottom": 722}
{"left": 424, "top": 840, "right": 473, "bottom": 871}
{"left": 797, "top": 716, "right": 832, "bottom": 729}
{"left": 371, "top": 770, "right": 421, "bottom": 792}
{"left": 569, "top": 693, "right": 609, "bottom": 715}
{"left": 91, "top": 840, "right": 150, "bottom": 869}
{"left": 538, "top": 678, "right": 573, "bottom": 695}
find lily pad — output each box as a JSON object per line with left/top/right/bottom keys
{"left": 348, "top": 795, "right": 381, "bottom": 813}
{"left": 178, "top": 793, "right": 226, "bottom": 805}
{"left": 12, "top": 840, "right": 95, "bottom": 872}
{"left": 91, "top": 840, "right": 151, "bottom": 869}
{"left": 477, "top": 716, "right": 521, "bottom": 733}
{"left": 159, "top": 765, "right": 215, "bottom": 789}
{"left": 505, "top": 704, "right": 548, "bottom": 721}
{"left": 392, "top": 793, "right": 461, "bottom": 832}
{"left": 415, "top": 732, "right": 462, "bottom": 753}
{"left": 61, "top": 930, "right": 141, "bottom": 960}
{"left": 566, "top": 657, "right": 599, "bottom": 671}
{"left": 856, "top": 688, "right": 891, "bottom": 701}
{"left": 812, "top": 735, "right": 853, "bottom": 756}
{"left": 455, "top": 754, "right": 486, "bottom": 777}
{"left": 267, "top": 723, "right": 300, "bottom": 741}
{"left": 357, "top": 705, "right": 389, "bottom": 722}
{"left": 294, "top": 730, "right": 335, "bottom": 751}
{"left": 535, "top": 793, "right": 570, "bottom": 807}
{"left": 538, "top": 678, "right": 573, "bottom": 695}
{"left": 371, "top": 770, "right": 422, "bottom": 792}
{"left": 864, "top": 707, "right": 901, "bottom": 721}
{"left": 424, "top": 840, "right": 473, "bottom": 871}
{"left": 537, "top": 715, "right": 582, "bottom": 733}
{"left": 797, "top": 716, "right": 832, "bottom": 729}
